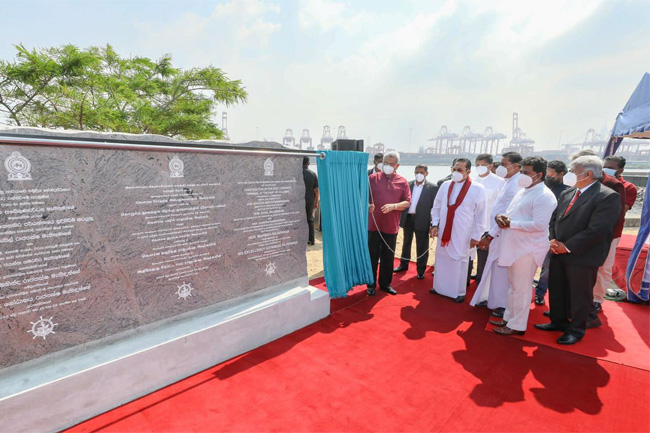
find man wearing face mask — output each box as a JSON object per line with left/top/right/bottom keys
{"left": 367, "top": 151, "right": 411, "bottom": 296}
{"left": 534, "top": 160, "right": 569, "bottom": 305}
{"left": 603, "top": 155, "right": 637, "bottom": 213}
{"left": 568, "top": 149, "right": 626, "bottom": 315}
{"left": 471, "top": 152, "right": 523, "bottom": 316}
{"left": 430, "top": 158, "right": 487, "bottom": 302}
{"left": 394, "top": 164, "right": 438, "bottom": 279}
{"left": 535, "top": 155, "right": 621, "bottom": 344}
{"left": 368, "top": 153, "right": 384, "bottom": 176}
{"left": 489, "top": 157, "right": 557, "bottom": 336}
{"left": 473, "top": 154, "right": 505, "bottom": 283}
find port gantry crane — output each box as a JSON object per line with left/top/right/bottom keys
{"left": 563, "top": 128, "right": 646, "bottom": 157}
{"left": 282, "top": 129, "right": 295, "bottom": 147}
{"left": 501, "top": 112, "right": 535, "bottom": 155}
{"left": 425, "top": 124, "right": 507, "bottom": 156}
{"left": 318, "top": 125, "right": 334, "bottom": 150}
{"left": 300, "top": 129, "right": 313, "bottom": 150}
{"left": 426, "top": 126, "right": 458, "bottom": 154}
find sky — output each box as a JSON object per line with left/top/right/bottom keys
{"left": 2, "top": 0, "right": 649, "bottom": 151}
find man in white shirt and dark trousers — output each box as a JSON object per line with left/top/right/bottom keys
{"left": 489, "top": 157, "right": 557, "bottom": 335}
{"left": 394, "top": 164, "right": 439, "bottom": 279}
{"left": 473, "top": 154, "right": 505, "bottom": 283}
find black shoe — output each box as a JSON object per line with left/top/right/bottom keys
{"left": 491, "top": 308, "right": 505, "bottom": 318}
{"left": 535, "top": 294, "right": 545, "bottom": 305}
{"left": 476, "top": 300, "right": 488, "bottom": 307}
{"left": 543, "top": 310, "right": 551, "bottom": 317}
{"left": 586, "top": 318, "right": 602, "bottom": 329}
{"left": 454, "top": 295, "right": 465, "bottom": 303}
{"left": 367, "top": 286, "right": 376, "bottom": 296}
{"left": 430, "top": 288, "right": 438, "bottom": 295}
{"left": 535, "top": 322, "right": 562, "bottom": 331}
{"left": 557, "top": 334, "right": 580, "bottom": 345}
{"left": 417, "top": 273, "right": 424, "bottom": 280}
{"left": 593, "top": 301, "right": 603, "bottom": 313}
{"left": 381, "top": 286, "right": 397, "bottom": 295}
{"left": 393, "top": 265, "right": 408, "bottom": 273}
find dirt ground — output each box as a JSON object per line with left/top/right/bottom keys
{"left": 306, "top": 227, "right": 642, "bottom": 281}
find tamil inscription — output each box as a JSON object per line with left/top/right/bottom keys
{"left": 0, "top": 143, "right": 307, "bottom": 369}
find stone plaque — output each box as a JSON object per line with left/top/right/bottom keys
{"left": 0, "top": 143, "right": 308, "bottom": 369}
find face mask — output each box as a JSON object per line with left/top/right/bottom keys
{"left": 603, "top": 168, "right": 617, "bottom": 177}
{"left": 518, "top": 174, "right": 535, "bottom": 188}
{"left": 415, "top": 173, "right": 425, "bottom": 183}
{"left": 476, "top": 165, "right": 489, "bottom": 176}
{"left": 563, "top": 172, "right": 577, "bottom": 187}
{"left": 451, "top": 171, "right": 465, "bottom": 183}
{"left": 376, "top": 163, "right": 383, "bottom": 171}
{"left": 383, "top": 165, "right": 395, "bottom": 175}
{"left": 495, "top": 165, "right": 508, "bottom": 178}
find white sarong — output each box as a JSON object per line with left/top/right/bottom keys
{"left": 470, "top": 236, "right": 509, "bottom": 309}
{"left": 433, "top": 244, "right": 470, "bottom": 299}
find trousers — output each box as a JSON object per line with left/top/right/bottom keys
{"left": 306, "top": 201, "right": 315, "bottom": 244}
{"left": 503, "top": 253, "right": 538, "bottom": 331}
{"left": 399, "top": 214, "right": 430, "bottom": 275}
{"left": 549, "top": 255, "right": 599, "bottom": 339}
{"left": 592, "top": 237, "right": 621, "bottom": 303}
{"left": 368, "top": 230, "right": 397, "bottom": 289}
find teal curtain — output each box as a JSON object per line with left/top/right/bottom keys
{"left": 317, "top": 150, "right": 374, "bottom": 298}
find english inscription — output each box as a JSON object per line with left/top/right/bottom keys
{"left": 0, "top": 144, "right": 307, "bottom": 369}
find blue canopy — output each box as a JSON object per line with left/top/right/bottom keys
{"left": 604, "top": 72, "right": 650, "bottom": 156}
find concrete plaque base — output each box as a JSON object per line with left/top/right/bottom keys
{"left": 0, "top": 282, "right": 329, "bottom": 433}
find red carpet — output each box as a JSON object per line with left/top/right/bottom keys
{"left": 486, "top": 298, "right": 650, "bottom": 371}
{"left": 67, "top": 263, "right": 650, "bottom": 433}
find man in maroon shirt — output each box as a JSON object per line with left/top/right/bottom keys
{"left": 604, "top": 155, "right": 638, "bottom": 212}
{"left": 367, "top": 151, "right": 411, "bottom": 296}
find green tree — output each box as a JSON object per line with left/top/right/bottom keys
{"left": 0, "top": 44, "right": 247, "bottom": 139}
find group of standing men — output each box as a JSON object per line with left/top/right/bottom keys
{"left": 367, "top": 150, "right": 637, "bottom": 345}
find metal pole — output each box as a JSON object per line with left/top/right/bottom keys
{"left": 0, "top": 134, "right": 327, "bottom": 159}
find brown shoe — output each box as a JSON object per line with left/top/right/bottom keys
{"left": 493, "top": 326, "right": 525, "bottom": 336}
{"left": 489, "top": 319, "right": 508, "bottom": 327}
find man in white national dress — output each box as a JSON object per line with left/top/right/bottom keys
{"left": 471, "top": 151, "right": 524, "bottom": 318}
{"left": 473, "top": 153, "right": 505, "bottom": 283}
{"left": 489, "top": 157, "right": 558, "bottom": 335}
{"left": 430, "top": 158, "right": 487, "bottom": 302}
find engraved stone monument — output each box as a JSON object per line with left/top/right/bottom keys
{"left": 0, "top": 128, "right": 329, "bottom": 432}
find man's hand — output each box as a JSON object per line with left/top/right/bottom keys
{"left": 496, "top": 215, "right": 511, "bottom": 228}
{"left": 369, "top": 203, "right": 375, "bottom": 213}
{"left": 550, "top": 239, "right": 569, "bottom": 254}
{"left": 314, "top": 201, "right": 319, "bottom": 209}
{"left": 430, "top": 226, "right": 439, "bottom": 238}
{"left": 477, "top": 236, "right": 491, "bottom": 250}
{"left": 470, "top": 239, "right": 480, "bottom": 248}
{"left": 381, "top": 203, "right": 396, "bottom": 214}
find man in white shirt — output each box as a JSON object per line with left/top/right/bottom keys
{"left": 473, "top": 154, "right": 505, "bottom": 283}
{"left": 430, "top": 158, "right": 487, "bottom": 302}
{"left": 394, "top": 164, "right": 438, "bottom": 279}
{"left": 471, "top": 152, "right": 524, "bottom": 316}
{"left": 489, "top": 157, "right": 558, "bottom": 335}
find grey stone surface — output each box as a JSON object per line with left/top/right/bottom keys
{"left": 0, "top": 141, "right": 308, "bottom": 369}
{"left": 0, "top": 125, "right": 287, "bottom": 149}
